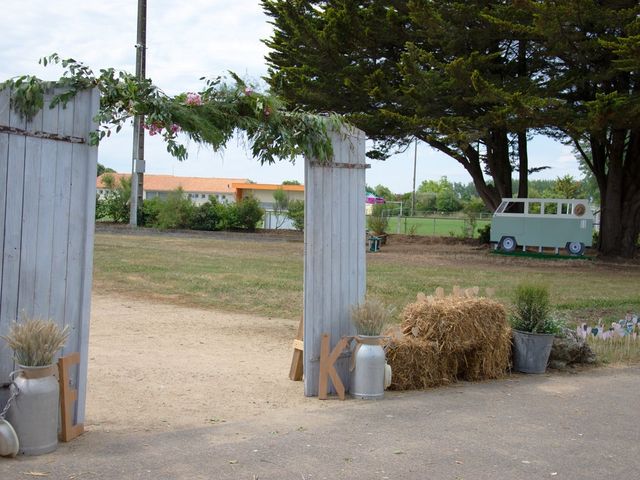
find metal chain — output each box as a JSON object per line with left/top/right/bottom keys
{"left": 0, "top": 382, "right": 19, "bottom": 420}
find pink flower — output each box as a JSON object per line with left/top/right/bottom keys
{"left": 264, "top": 106, "right": 272, "bottom": 117}
{"left": 185, "top": 93, "right": 203, "bottom": 106}
{"left": 145, "top": 122, "right": 162, "bottom": 136}
{"left": 170, "top": 124, "right": 181, "bottom": 134}
{"left": 244, "top": 87, "right": 253, "bottom": 96}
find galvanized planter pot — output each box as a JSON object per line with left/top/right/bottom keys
{"left": 512, "top": 330, "right": 555, "bottom": 374}
{"left": 7, "top": 365, "right": 59, "bottom": 455}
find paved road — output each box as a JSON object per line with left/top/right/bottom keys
{"left": 2, "top": 366, "right": 639, "bottom": 480}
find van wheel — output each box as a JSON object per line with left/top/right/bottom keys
{"left": 499, "top": 236, "right": 516, "bottom": 253}
{"left": 567, "top": 242, "right": 585, "bottom": 256}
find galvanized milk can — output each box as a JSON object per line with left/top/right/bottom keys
{"left": 350, "top": 336, "right": 386, "bottom": 399}
{"left": 7, "top": 365, "right": 59, "bottom": 455}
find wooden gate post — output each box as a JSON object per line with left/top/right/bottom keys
{"left": 303, "top": 126, "right": 367, "bottom": 397}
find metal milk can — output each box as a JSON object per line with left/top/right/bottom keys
{"left": 7, "top": 365, "right": 59, "bottom": 455}
{"left": 350, "top": 336, "right": 386, "bottom": 399}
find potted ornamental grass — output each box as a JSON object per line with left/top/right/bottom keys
{"left": 1, "top": 317, "right": 69, "bottom": 455}
{"left": 510, "top": 283, "right": 563, "bottom": 374}
{"left": 367, "top": 204, "right": 389, "bottom": 246}
{"left": 350, "top": 299, "right": 393, "bottom": 399}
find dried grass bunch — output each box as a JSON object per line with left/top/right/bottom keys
{"left": 351, "top": 299, "right": 394, "bottom": 336}
{"left": 1, "top": 317, "right": 69, "bottom": 366}
{"left": 386, "top": 292, "right": 511, "bottom": 390}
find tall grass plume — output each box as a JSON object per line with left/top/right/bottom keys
{"left": 351, "top": 299, "right": 394, "bottom": 336}
{"left": 1, "top": 316, "right": 69, "bottom": 366}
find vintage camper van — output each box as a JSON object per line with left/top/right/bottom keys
{"left": 490, "top": 198, "right": 593, "bottom": 255}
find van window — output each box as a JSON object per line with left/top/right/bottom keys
{"left": 544, "top": 202, "right": 558, "bottom": 215}
{"left": 527, "top": 202, "right": 542, "bottom": 214}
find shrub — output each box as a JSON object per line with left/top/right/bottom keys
{"left": 154, "top": 188, "right": 195, "bottom": 230}
{"left": 510, "top": 283, "right": 563, "bottom": 334}
{"left": 287, "top": 200, "right": 304, "bottom": 231}
{"left": 140, "top": 197, "right": 162, "bottom": 227}
{"left": 477, "top": 224, "right": 491, "bottom": 244}
{"left": 218, "top": 202, "right": 240, "bottom": 230}
{"left": 190, "top": 198, "right": 222, "bottom": 231}
{"left": 101, "top": 174, "right": 131, "bottom": 223}
{"left": 367, "top": 204, "right": 389, "bottom": 235}
{"left": 236, "top": 195, "right": 264, "bottom": 231}
{"left": 272, "top": 188, "right": 290, "bottom": 229}
{"left": 95, "top": 194, "right": 108, "bottom": 220}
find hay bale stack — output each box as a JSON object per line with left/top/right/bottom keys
{"left": 387, "top": 296, "right": 511, "bottom": 390}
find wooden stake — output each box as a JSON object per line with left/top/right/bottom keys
{"left": 289, "top": 317, "right": 304, "bottom": 381}
{"left": 58, "top": 353, "right": 84, "bottom": 442}
{"left": 318, "top": 333, "right": 349, "bottom": 400}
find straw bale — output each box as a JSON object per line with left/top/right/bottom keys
{"left": 386, "top": 295, "right": 511, "bottom": 390}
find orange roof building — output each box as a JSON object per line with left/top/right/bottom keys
{"left": 97, "top": 174, "right": 248, "bottom": 204}
{"left": 233, "top": 182, "right": 304, "bottom": 205}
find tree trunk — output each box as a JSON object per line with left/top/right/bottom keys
{"left": 596, "top": 129, "right": 639, "bottom": 257}
{"left": 486, "top": 129, "right": 513, "bottom": 200}
{"left": 517, "top": 130, "right": 528, "bottom": 199}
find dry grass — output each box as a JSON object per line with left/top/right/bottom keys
{"left": 351, "top": 299, "right": 394, "bottom": 336}
{"left": 1, "top": 317, "right": 69, "bottom": 366}
{"left": 386, "top": 294, "right": 511, "bottom": 390}
{"left": 92, "top": 231, "right": 640, "bottom": 321}
{"left": 586, "top": 336, "right": 640, "bottom": 365}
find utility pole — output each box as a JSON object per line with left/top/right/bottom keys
{"left": 411, "top": 139, "right": 418, "bottom": 217}
{"left": 130, "top": 0, "right": 147, "bottom": 226}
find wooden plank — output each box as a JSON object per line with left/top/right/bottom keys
{"left": 0, "top": 89, "right": 11, "bottom": 379}
{"left": 0, "top": 89, "right": 27, "bottom": 380}
{"left": 48, "top": 89, "right": 74, "bottom": 331}
{"left": 289, "top": 318, "right": 304, "bottom": 381}
{"left": 58, "top": 353, "right": 84, "bottom": 442}
{"left": 63, "top": 90, "right": 94, "bottom": 425}
{"left": 74, "top": 88, "right": 99, "bottom": 423}
{"left": 32, "top": 95, "right": 60, "bottom": 319}
{"left": 46, "top": 88, "right": 75, "bottom": 421}
{"left": 17, "top": 102, "right": 44, "bottom": 317}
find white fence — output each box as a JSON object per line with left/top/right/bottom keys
{"left": 303, "top": 126, "right": 367, "bottom": 396}
{"left": 0, "top": 87, "right": 98, "bottom": 423}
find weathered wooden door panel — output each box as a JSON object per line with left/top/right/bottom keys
{"left": 0, "top": 88, "right": 98, "bottom": 423}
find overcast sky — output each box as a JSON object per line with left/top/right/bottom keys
{"left": 1, "top": 1, "right": 581, "bottom": 193}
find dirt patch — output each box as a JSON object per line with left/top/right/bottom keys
{"left": 86, "top": 294, "right": 316, "bottom": 433}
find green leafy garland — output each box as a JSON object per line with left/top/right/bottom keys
{"left": 1, "top": 54, "right": 342, "bottom": 164}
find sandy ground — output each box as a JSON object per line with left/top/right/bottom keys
{"left": 86, "top": 294, "right": 316, "bottom": 433}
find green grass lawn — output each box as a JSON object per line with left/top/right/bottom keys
{"left": 93, "top": 231, "right": 640, "bottom": 325}
{"left": 385, "top": 216, "right": 491, "bottom": 237}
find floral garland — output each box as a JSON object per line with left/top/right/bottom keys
{"left": 1, "top": 54, "right": 342, "bottom": 164}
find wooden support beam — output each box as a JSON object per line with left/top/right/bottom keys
{"left": 318, "top": 334, "right": 350, "bottom": 400}
{"left": 289, "top": 318, "right": 304, "bottom": 381}
{"left": 58, "top": 353, "right": 84, "bottom": 442}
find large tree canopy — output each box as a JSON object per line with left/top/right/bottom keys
{"left": 263, "top": 0, "right": 549, "bottom": 211}
{"left": 263, "top": 0, "right": 640, "bottom": 257}
{"left": 518, "top": 1, "right": 640, "bottom": 256}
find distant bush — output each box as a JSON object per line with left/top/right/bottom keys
{"left": 154, "top": 188, "right": 195, "bottom": 230}
{"left": 477, "top": 224, "right": 491, "bottom": 244}
{"left": 287, "top": 200, "right": 305, "bottom": 231}
{"left": 190, "top": 198, "right": 222, "bottom": 231}
{"left": 140, "top": 197, "right": 162, "bottom": 226}
{"left": 100, "top": 174, "right": 131, "bottom": 223}
{"left": 236, "top": 195, "right": 264, "bottom": 231}
{"left": 218, "top": 202, "right": 240, "bottom": 230}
